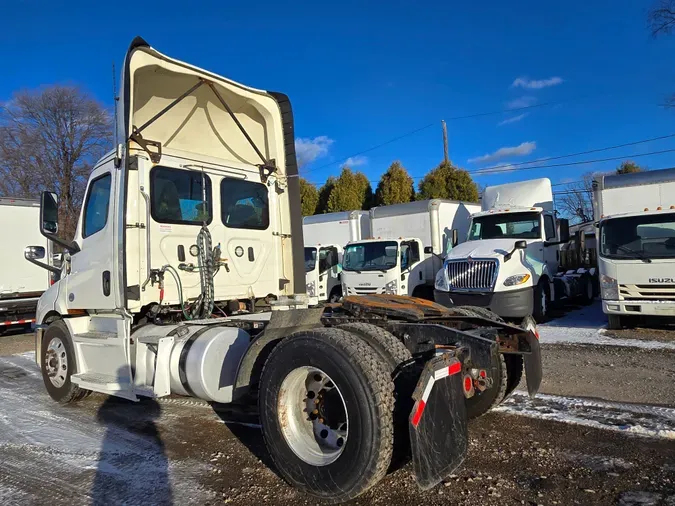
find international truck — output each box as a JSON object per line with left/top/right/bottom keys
{"left": 25, "top": 37, "right": 542, "bottom": 503}
{"left": 341, "top": 200, "right": 479, "bottom": 299}
{"left": 303, "top": 211, "right": 369, "bottom": 303}
{"left": 434, "top": 178, "right": 597, "bottom": 322}
{"left": 593, "top": 168, "right": 675, "bottom": 329}
{"left": 0, "top": 198, "right": 55, "bottom": 331}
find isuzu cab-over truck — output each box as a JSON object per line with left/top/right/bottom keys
{"left": 341, "top": 199, "right": 479, "bottom": 299}
{"left": 25, "top": 37, "right": 542, "bottom": 503}
{"left": 303, "top": 211, "right": 369, "bottom": 303}
{"left": 434, "top": 178, "right": 597, "bottom": 322}
{"left": 593, "top": 168, "right": 675, "bottom": 329}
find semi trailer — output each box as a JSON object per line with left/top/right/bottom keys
{"left": 434, "top": 178, "right": 597, "bottom": 322}
{"left": 341, "top": 199, "right": 479, "bottom": 299}
{"left": 26, "top": 37, "right": 542, "bottom": 503}
{"left": 593, "top": 168, "right": 675, "bottom": 329}
{"left": 303, "top": 211, "right": 369, "bottom": 303}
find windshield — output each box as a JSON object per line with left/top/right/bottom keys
{"left": 304, "top": 247, "right": 317, "bottom": 272}
{"left": 600, "top": 213, "right": 675, "bottom": 259}
{"left": 343, "top": 241, "right": 398, "bottom": 271}
{"left": 469, "top": 212, "right": 542, "bottom": 240}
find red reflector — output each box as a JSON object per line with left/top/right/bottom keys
{"left": 479, "top": 370, "right": 486, "bottom": 379}
{"left": 463, "top": 376, "right": 472, "bottom": 392}
{"left": 411, "top": 400, "right": 426, "bottom": 427}
{"left": 448, "top": 361, "right": 462, "bottom": 376}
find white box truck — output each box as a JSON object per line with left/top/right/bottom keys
{"left": 341, "top": 200, "right": 479, "bottom": 298}
{"left": 303, "top": 211, "right": 369, "bottom": 302}
{"left": 25, "top": 37, "right": 542, "bottom": 503}
{"left": 434, "top": 178, "right": 597, "bottom": 321}
{"left": 0, "top": 198, "right": 53, "bottom": 331}
{"left": 593, "top": 168, "right": 675, "bottom": 329}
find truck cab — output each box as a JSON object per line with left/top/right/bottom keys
{"left": 434, "top": 178, "right": 596, "bottom": 321}
{"left": 304, "top": 243, "right": 343, "bottom": 302}
{"left": 341, "top": 237, "right": 427, "bottom": 297}
{"left": 594, "top": 169, "right": 675, "bottom": 328}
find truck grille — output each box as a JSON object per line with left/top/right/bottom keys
{"left": 619, "top": 284, "right": 675, "bottom": 300}
{"left": 446, "top": 259, "right": 498, "bottom": 290}
{"left": 345, "top": 286, "right": 383, "bottom": 295}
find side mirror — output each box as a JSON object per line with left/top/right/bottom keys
{"left": 515, "top": 240, "right": 527, "bottom": 250}
{"left": 24, "top": 245, "right": 60, "bottom": 275}
{"left": 424, "top": 246, "right": 433, "bottom": 254}
{"left": 39, "top": 191, "right": 79, "bottom": 254}
{"left": 452, "top": 229, "right": 459, "bottom": 248}
{"left": 558, "top": 218, "right": 570, "bottom": 243}
{"left": 24, "top": 246, "right": 46, "bottom": 260}
{"left": 40, "top": 191, "right": 59, "bottom": 237}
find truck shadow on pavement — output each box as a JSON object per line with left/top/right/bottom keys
{"left": 91, "top": 375, "right": 173, "bottom": 505}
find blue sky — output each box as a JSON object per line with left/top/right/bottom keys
{"left": 2, "top": 0, "right": 675, "bottom": 193}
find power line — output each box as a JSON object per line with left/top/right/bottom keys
{"left": 299, "top": 88, "right": 653, "bottom": 177}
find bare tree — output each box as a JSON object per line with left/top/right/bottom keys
{"left": 557, "top": 173, "right": 594, "bottom": 223}
{"left": 0, "top": 86, "right": 112, "bottom": 240}
{"left": 649, "top": 0, "right": 675, "bottom": 107}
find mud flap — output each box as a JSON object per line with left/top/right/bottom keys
{"left": 523, "top": 331, "right": 542, "bottom": 397}
{"left": 409, "top": 353, "right": 468, "bottom": 489}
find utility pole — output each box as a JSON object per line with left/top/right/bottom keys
{"left": 441, "top": 120, "right": 449, "bottom": 165}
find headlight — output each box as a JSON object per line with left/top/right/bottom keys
{"left": 306, "top": 281, "right": 316, "bottom": 297}
{"left": 600, "top": 275, "right": 618, "bottom": 300}
{"left": 435, "top": 268, "right": 449, "bottom": 291}
{"left": 384, "top": 280, "right": 398, "bottom": 294}
{"left": 503, "top": 274, "right": 531, "bottom": 286}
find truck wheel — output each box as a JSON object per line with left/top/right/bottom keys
{"left": 607, "top": 314, "right": 623, "bottom": 330}
{"left": 533, "top": 281, "right": 550, "bottom": 323}
{"left": 580, "top": 275, "right": 594, "bottom": 305}
{"left": 466, "top": 353, "right": 507, "bottom": 419}
{"left": 41, "top": 320, "right": 89, "bottom": 404}
{"left": 456, "top": 306, "right": 505, "bottom": 323}
{"left": 259, "top": 328, "right": 394, "bottom": 502}
{"left": 328, "top": 287, "right": 342, "bottom": 303}
{"left": 337, "top": 323, "right": 411, "bottom": 370}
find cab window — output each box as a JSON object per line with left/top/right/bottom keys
{"left": 151, "top": 167, "right": 212, "bottom": 225}
{"left": 221, "top": 179, "right": 269, "bottom": 230}
{"left": 83, "top": 173, "right": 112, "bottom": 238}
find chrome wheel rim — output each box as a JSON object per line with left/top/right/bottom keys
{"left": 45, "top": 337, "right": 68, "bottom": 388}
{"left": 277, "top": 366, "right": 348, "bottom": 466}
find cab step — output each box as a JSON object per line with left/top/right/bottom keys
{"left": 74, "top": 331, "right": 117, "bottom": 340}
{"left": 71, "top": 372, "right": 137, "bottom": 401}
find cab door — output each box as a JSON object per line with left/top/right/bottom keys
{"left": 66, "top": 161, "right": 118, "bottom": 310}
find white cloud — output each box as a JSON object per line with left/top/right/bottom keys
{"left": 468, "top": 141, "right": 537, "bottom": 164}
{"left": 498, "top": 113, "right": 528, "bottom": 126}
{"left": 342, "top": 156, "right": 368, "bottom": 167}
{"left": 295, "top": 136, "right": 334, "bottom": 167}
{"left": 506, "top": 96, "right": 538, "bottom": 109}
{"left": 512, "top": 76, "right": 564, "bottom": 89}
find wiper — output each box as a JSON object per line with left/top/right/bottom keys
{"left": 613, "top": 245, "right": 652, "bottom": 263}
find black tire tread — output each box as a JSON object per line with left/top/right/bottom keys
{"left": 260, "top": 327, "right": 395, "bottom": 502}
{"left": 337, "top": 323, "right": 412, "bottom": 371}
{"left": 503, "top": 354, "right": 523, "bottom": 400}
{"left": 455, "top": 306, "right": 505, "bottom": 323}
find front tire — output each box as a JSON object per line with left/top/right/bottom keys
{"left": 607, "top": 314, "right": 623, "bottom": 330}
{"left": 580, "top": 275, "right": 594, "bottom": 305}
{"left": 259, "top": 328, "right": 394, "bottom": 502}
{"left": 533, "top": 281, "right": 550, "bottom": 323}
{"left": 41, "top": 320, "right": 88, "bottom": 404}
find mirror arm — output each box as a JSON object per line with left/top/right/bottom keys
{"left": 46, "top": 236, "right": 80, "bottom": 255}
{"left": 26, "top": 257, "right": 61, "bottom": 275}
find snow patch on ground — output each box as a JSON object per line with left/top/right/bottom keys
{"left": 539, "top": 302, "right": 675, "bottom": 350}
{"left": 496, "top": 391, "right": 675, "bottom": 440}
{"left": 0, "top": 353, "right": 215, "bottom": 505}
{"left": 562, "top": 451, "right": 634, "bottom": 471}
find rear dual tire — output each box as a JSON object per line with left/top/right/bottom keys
{"left": 259, "top": 328, "right": 395, "bottom": 503}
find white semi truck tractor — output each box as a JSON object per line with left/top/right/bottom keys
{"left": 434, "top": 178, "right": 597, "bottom": 322}
{"left": 593, "top": 168, "right": 675, "bottom": 329}
{"left": 303, "top": 211, "right": 369, "bottom": 303}
{"left": 341, "top": 199, "right": 479, "bottom": 299}
{"left": 25, "top": 37, "right": 542, "bottom": 503}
